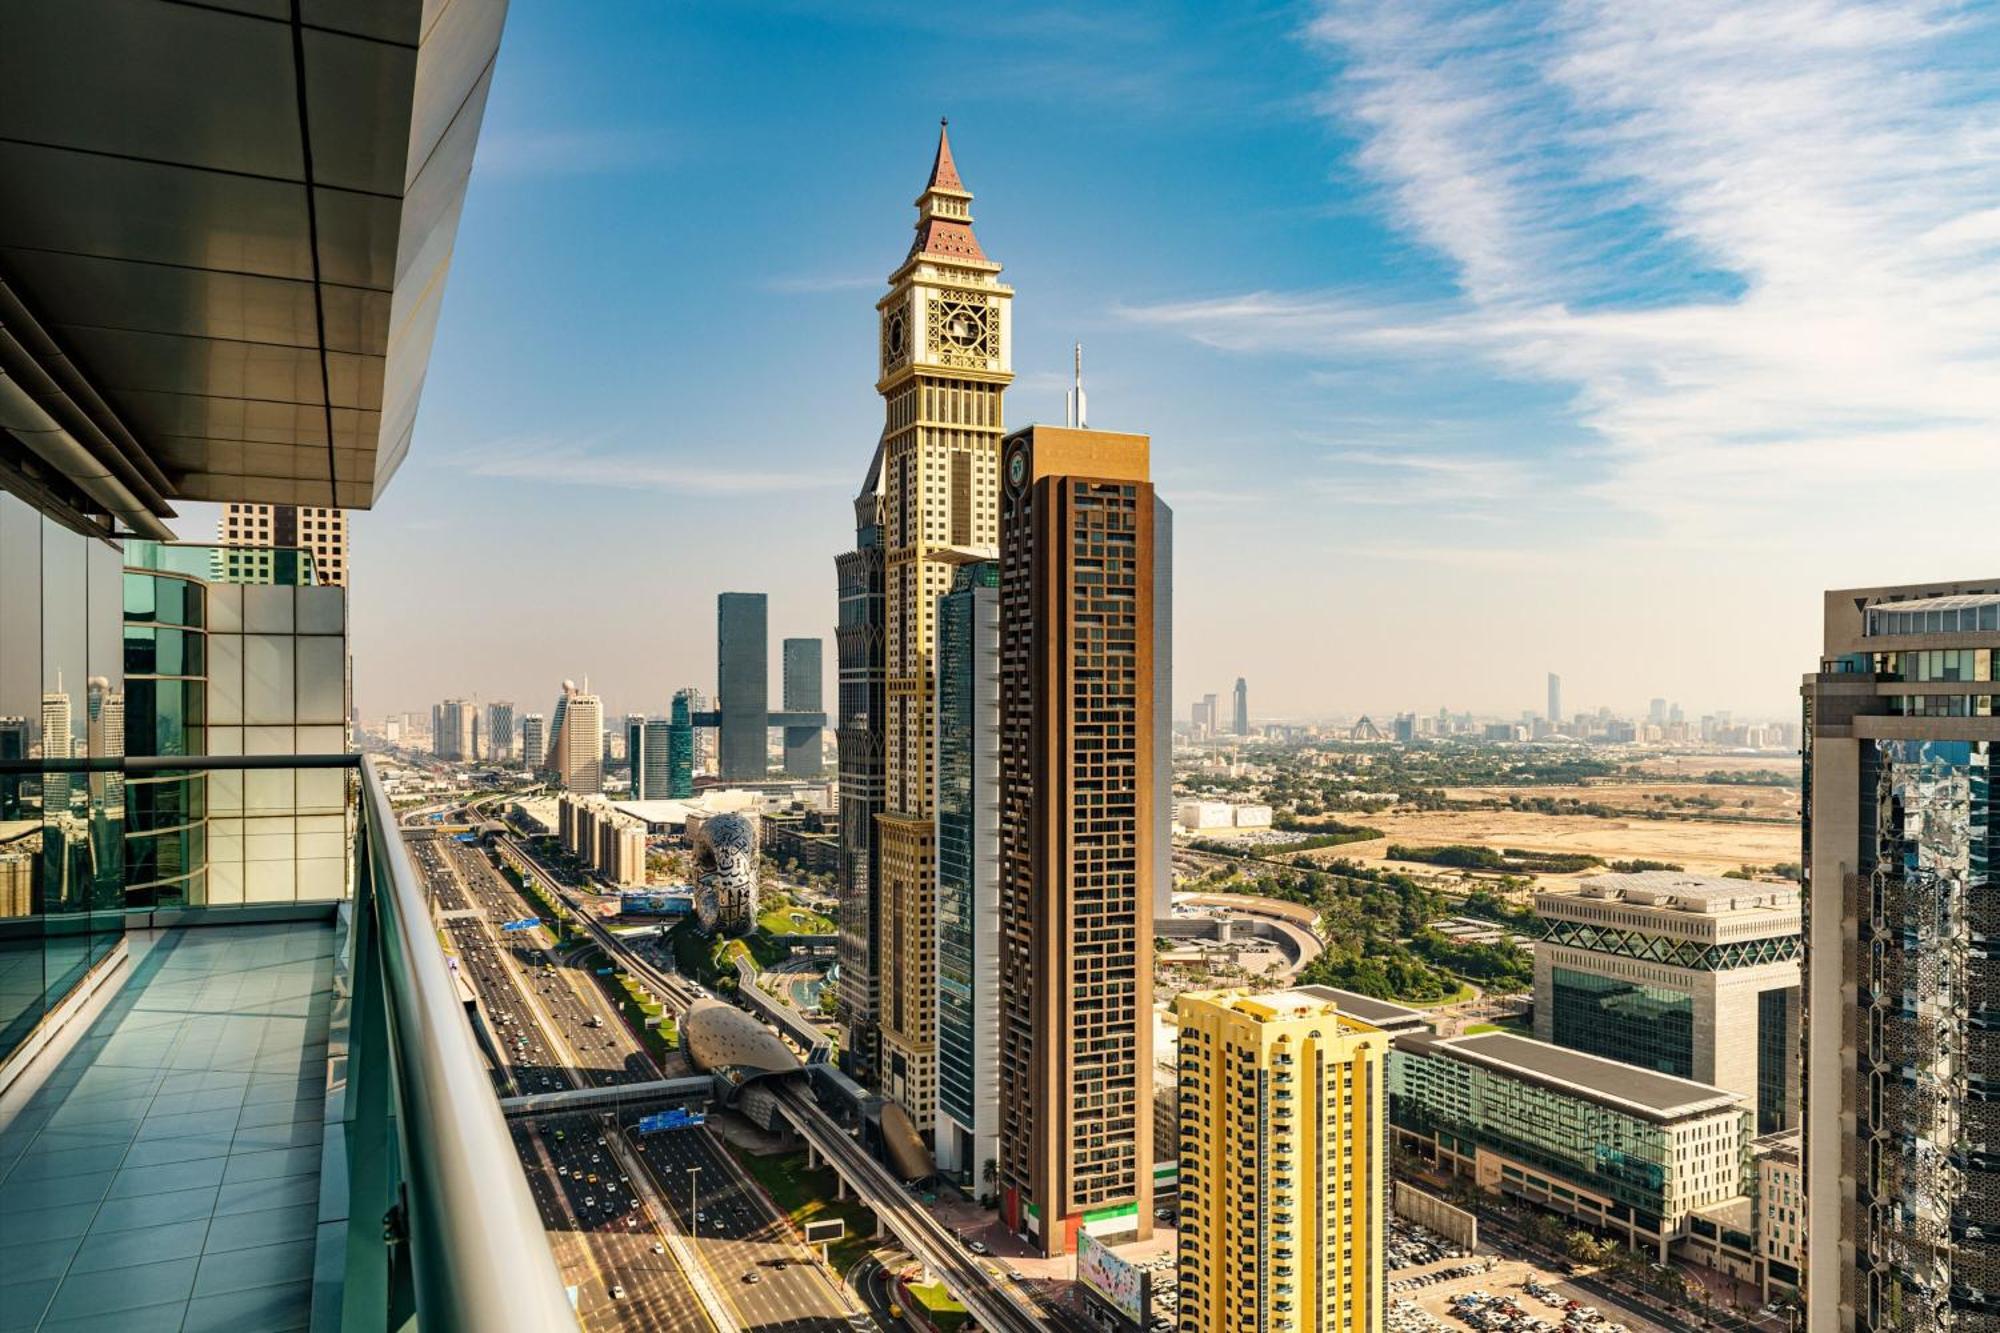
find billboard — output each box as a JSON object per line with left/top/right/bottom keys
{"left": 620, "top": 889, "right": 695, "bottom": 917}
{"left": 637, "top": 1109, "right": 705, "bottom": 1133}
{"left": 802, "top": 1218, "right": 846, "bottom": 1245}
{"left": 1075, "top": 1230, "right": 1148, "bottom": 1330}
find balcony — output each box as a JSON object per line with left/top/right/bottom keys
{"left": 0, "top": 756, "right": 575, "bottom": 1330}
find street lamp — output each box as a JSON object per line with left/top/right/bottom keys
{"left": 688, "top": 1165, "right": 701, "bottom": 1243}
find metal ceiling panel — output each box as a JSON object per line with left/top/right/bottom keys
{"left": 0, "top": 0, "right": 507, "bottom": 523}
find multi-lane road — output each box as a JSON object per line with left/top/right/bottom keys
{"left": 487, "top": 826, "right": 1051, "bottom": 1333}
{"left": 410, "top": 822, "right": 863, "bottom": 1332}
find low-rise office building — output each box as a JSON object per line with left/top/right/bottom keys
{"left": 1389, "top": 1030, "right": 1751, "bottom": 1260}
{"left": 1533, "top": 870, "right": 1801, "bottom": 1133}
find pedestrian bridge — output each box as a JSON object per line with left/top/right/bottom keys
{"left": 497, "top": 1075, "right": 715, "bottom": 1117}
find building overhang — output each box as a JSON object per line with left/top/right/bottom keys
{"left": 0, "top": 0, "right": 507, "bottom": 536}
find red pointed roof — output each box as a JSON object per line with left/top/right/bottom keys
{"left": 927, "top": 120, "right": 965, "bottom": 193}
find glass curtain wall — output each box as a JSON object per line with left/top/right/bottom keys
{"left": 0, "top": 491, "right": 126, "bottom": 1066}
{"left": 122, "top": 568, "right": 207, "bottom": 906}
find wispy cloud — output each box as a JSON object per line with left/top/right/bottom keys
{"left": 460, "top": 440, "right": 849, "bottom": 496}
{"left": 1125, "top": 0, "right": 2000, "bottom": 545}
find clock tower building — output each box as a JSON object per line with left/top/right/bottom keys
{"left": 872, "top": 123, "right": 1012, "bottom": 1133}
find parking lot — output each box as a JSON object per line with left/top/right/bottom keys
{"left": 1390, "top": 1257, "right": 1675, "bottom": 1333}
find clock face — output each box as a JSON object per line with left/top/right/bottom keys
{"left": 926, "top": 291, "right": 997, "bottom": 365}
{"left": 1007, "top": 449, "right": 1027, "bottom": 490}
{"left": 885, "top": 312, "right": 906, "bottom": 358}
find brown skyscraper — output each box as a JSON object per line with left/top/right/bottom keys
{"left": 996, "top": 425, "right": 1155, "bottom": 1257}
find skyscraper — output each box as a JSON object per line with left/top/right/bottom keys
{"left": 41, "top": 678, "right": 73, "bottom": 817}
{"left": 638, "top": 718, "right": 673, "bottom": 801}
{"left": 557, "top": 686, "right": 603, "bottom": 795}
{"left": 781, "top": 637, "right": 824, "bottom": 778}
{"left": 717, "top": 592, "right": 769, "bottom": 782}
{"left": 1547, "top": 671, "right": 1562, "bottom": 724}
{"left": 487, "top": 701, "right": 514, "bottom": 761}
{"left": 996, "top": 425, "right": 1155, "bottom": 1256}
{"left": 625, "top": 715, "right": 646, "bottom": 792}
{"left": 1802, "top": 581, "right": 2000, "bottom": 1327}
{"left": 542, "top": 682, "right": 575, "bottom": 778}
{"left": 218, "top": 503, "right": 348, "bottom": 586}
{"left": 520, "top": 713, "right": 545, "bottom": 775}
{"left": 934, "top": 559, "right": 1000, "bottom": 1187}
{"left": 837, "top": 453, "right": 889, "bottom": 1077}
{"left": 1152, "top": 498, "right": 1174, "bottom": 919}
{"left": 1176, "top": 988, "right": 1388, "bottom": 1333}
{"left": 872, "top": 123, "right": 1013, "bottom": 1132}
{"left": 668, "top": 689, "right": 696, "bottom": 799}
{"left": 1649, "top": 697, "right": 1667, "bottom": 727}
{"left": 1201, "top": 692, "right": 1218, "bottom": 739}
{"left": 1233, "top": 675, "right": 1248, "bottom": 735}
{"left": 433, "top": 698, "right": 474, "bottom": 761}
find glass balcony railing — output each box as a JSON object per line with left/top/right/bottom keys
{"left": 0, "top": 753, "right": 576, "bottom": 1331}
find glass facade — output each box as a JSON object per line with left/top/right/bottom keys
{"left": 716, "top": 592, "right": 768, "bottom": 782}
{"left": 0, "top": 491, "right": 127, "bottom": 1066}
{"left": 1755, "top": 987, "right": 1792, "bottom": 1136}
{"left": 1865, "top": 600, "right": 2000, "bottom": 636}
{"left": 1549, "top": 966, "right": 1695, "bottom": 1079}
{"left": 1855, "top": 737, "right": 2000, "bottom": 1320}
{"left": 121, "top": 567, "right": 208, "bottom": 907}
{"left": 668, "top": 690, "right": 695, "bottom": 799}
{"left": 935, "top": 563, "right": 995, "bottom": 1145}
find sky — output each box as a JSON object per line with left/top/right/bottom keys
{"left": 329, "top": 0, "right": 2000, "bottom": 728}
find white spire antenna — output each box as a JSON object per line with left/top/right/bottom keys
{"left": 1065, "top": 342, "right": 1088, "bottom": 429}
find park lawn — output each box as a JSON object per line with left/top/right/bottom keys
{"left": 1401, "top": 981, "right": 1477, "bottom": 1008}
{"left": 907, "top": 1279, "right": 970, "bottom": 1333}
{"left": 758, "top": 906, "right": 835, "bottom": 935}
{"left": 1464, "top": 1016, "right": 1534, "bottom": 1037}
{"left": 729, "top": 1146, "right": 878, "bottom": 1275}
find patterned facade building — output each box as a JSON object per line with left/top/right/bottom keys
{"left": 1802, "top": 581, "right": 2000, "bottom": 1330}
{"left": 868, "top": 125, "right": 1013, "bottom": 1131}
{"left": 996, "top": 425, "right": 1155, "bottom": 1256}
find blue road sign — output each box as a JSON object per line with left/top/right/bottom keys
{"left": 637, "top": 1109, "right": 705, "bottom": 1134}
{"left": 501, "top": 918, "right": 541, "bottom": 932}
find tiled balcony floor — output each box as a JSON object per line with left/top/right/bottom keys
{"left": 0, "top": 923, "right": 334, "bottom": 1332}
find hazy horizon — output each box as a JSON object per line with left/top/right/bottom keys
{"left": 237, "top": 1, "right": 2000, "bottom": 728}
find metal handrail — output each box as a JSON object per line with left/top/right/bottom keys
{"left": 355, "top": 756, "right": 578, "bottom": 1329}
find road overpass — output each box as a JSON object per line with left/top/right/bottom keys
{"left": 497, "top": 1075, "right": 714, "bottom": 1117}
{"left": 490, "top": 829, "right": 1048, "bottom": 1331}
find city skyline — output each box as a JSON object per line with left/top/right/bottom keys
{"left": 157, "top": 0, "right": 2000, "bottom": 726}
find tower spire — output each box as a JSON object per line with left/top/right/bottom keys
{"left": 1066, "top": 342, "right": 1088, "bottom": 429}
{"left": 910, "top": 119, "right": 987, "bottom": 263}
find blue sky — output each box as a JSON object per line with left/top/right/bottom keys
{"left": 341, "top": 0, "right": 2000, "bottom": 727}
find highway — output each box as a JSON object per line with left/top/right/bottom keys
{"left": 449, "top": 825, "right": 858, "bottom": 1330}
{"left": 492, "top": 827, "right": 1051, "bottom": 1333}
{"left": 406, "top": 831, "right": 706, "bottom": 1329}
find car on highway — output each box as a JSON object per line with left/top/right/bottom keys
{"left": 610, "top": 1285, "right": 625, "bottom": 1300}
{"left": 743, "top": 1272, "right": 762, "bottom": 1285}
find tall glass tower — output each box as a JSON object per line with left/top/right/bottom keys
{"left": 1802, "top": 580, "right": 2000, "bottom": 1329}
{"left": 716, "top": 592, "right": 768, "bottom": 782}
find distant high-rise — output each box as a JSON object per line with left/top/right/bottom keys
{"left": 1649, "top": 697, "right": 1667, "bottom": 727}
{"left": 638, "top": 718, "right": 673, "bottom": 800}
{"left": 1201, "top": 692, "right": 1218, "bottom": 738}
{"left": 625, "top": 715, "right": 646, "bottom": 790}
{"left": 1190, "top": 697, "right": 1211, "bottom": 736}
{"left": 487, "top": 701, "right": 514, "bottom": 761}
{"left": 1547, "top": 672, "right": 1562, "bottom": 724}
{"left": 717, "top": 593, "right": 769, "bottom": 782}
{"left": 1802, "top": 580, "right": 2000, "bottom": 1326}
{"left": 218, "top": 503, "right": 348, "bottom": 586}
{"left": 1176, "top": 988, "right": 1388, "bottom": 1333}
{"left": 781, "top": 637, "right": 824, "bottom": 778}
{"left": 1232, "top": 675, "right": 1248, "bottom": 735}
{"left": 541, "top": 685, "right": 573, "bottom": 778}
{"left": 556, "top": 686, "right": 603, "bottom": 794}
{"left": 520, "top": 713, "right": 545, "bottom": 774}
{"left": 433, "top": 698, "right": 474, "bottom": 761}
{"left": 41, "top": 679, "right": 73, "bottom": 816}
{"left": 996, "top": 425, "right": 1155, "bottom": 1256}
{"left": 668, "top": 690, "right": 696, "bottom": 799}
{"left": 872, "top": 123, "right": 1014, "bottom": 1133}
{"left": 934, "top": 559, "right": 1000, "bottom": 1188}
